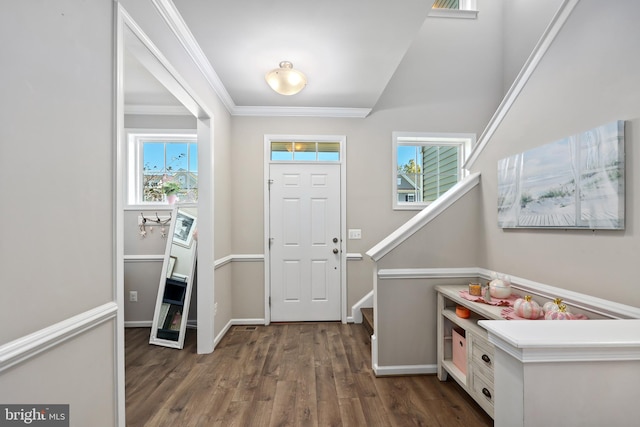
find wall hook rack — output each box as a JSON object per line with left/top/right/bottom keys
{"left": 139, "top": 212, "right": 172, "bottom": 226}
{"left": 138, "top": 212, "right": 173, "bottom": 239}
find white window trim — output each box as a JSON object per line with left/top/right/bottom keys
{"left": 392, "top": 131, "right": 475, "bottom": 211}
{"left": 429, "top": 0, "right": 478, "bottom": 19}
{"left": 125, "top": 129, "right": 197, "bottom": 208}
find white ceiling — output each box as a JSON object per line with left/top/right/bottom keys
{"left": 125, "top": 0, "right": 436, "bottom": 113}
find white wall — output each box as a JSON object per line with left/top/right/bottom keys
{"left": 0, "top": 0, "right": 116, "bottom": 424}
{"left": 474, "top": 0, "right": 640, "bottom": 308}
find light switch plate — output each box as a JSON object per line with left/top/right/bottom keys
{"left": 348, "top": 229, "right": 362, "bottom": 239}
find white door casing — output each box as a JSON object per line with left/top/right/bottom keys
{"left": 269, "top": 163, "right": 342, "bottom": 321}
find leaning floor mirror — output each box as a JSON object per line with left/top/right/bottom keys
{"left": 149, "top": 206, "right": 197, "bottom": 349}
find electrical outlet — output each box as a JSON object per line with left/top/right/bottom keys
{"left": 129, "top": 291, "right": 138, "bottom": 302}
{"left": 214, "top": 302, "right": 218, "bottom": 315}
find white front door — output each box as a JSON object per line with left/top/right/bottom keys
{"left": 269, "top": 163, "right": 341, "bottom": 321}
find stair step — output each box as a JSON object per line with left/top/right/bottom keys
{"left": 361, "top": 307, "right": 374, "bottom": 337}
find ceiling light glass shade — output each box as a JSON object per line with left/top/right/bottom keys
{"left": 265, "top": 61, "right": 307, "bottom": 95}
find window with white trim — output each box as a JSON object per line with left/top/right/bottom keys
{"left": 430, "top": 0, "right": 478, "bottom": 19}
{"left": 432, "top": 0, "right": 476, "bottom": 10}
{"left": 126, "top": 132, "right": 198, "bottom": 206}
{"left": 392, "top": 132, "right": 474, "bottom": 210}
{"left": 270, "top": 141, "right": 340, "bottom": 162}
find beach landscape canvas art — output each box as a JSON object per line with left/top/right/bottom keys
{"left": 497, "top": 120, "right": 624, "bottom": 229}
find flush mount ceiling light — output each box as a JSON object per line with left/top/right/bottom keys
{"left": 265, "top": 61, "right": 307, "bottom": 95}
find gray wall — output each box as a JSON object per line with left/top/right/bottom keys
{"left": 376, "top": 189, "right": 482, "bottom": 366}
{"left": 371, "top": 0, "right": 591, "bottom": 368}
{"left": 502, "top": 0, "right": 564, "bottom": 93}
{"left": 123, "top": 209, "right": 190, "bottom": 324}
{"left": 0, "top": 0, "right": 116, "bottom": 424}
{"left": 229, "top": 0, "right": 506, "bottom": 318}
{"left": 474, "top": 0, "right": 640, "bottom": 308}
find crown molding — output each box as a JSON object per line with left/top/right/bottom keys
{"left": 232, "top": 106, "right": 371, "bottom": 118}
{"left": 151, "top": 0, "right": 235, "bottom": 114}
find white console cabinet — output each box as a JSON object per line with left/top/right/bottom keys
{"left": 436, "top": 283, "right": 640, "bottom": 426}
{"left": 480, "top": 319, "right": 640, "bottom": 427}
{"left": 435, "top": 285, "right": 503, "bottom": 418}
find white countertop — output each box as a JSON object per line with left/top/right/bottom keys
{"left": 478, "top": 319, "right": 640, "bottom": 362}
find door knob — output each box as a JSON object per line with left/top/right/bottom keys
{"left": 333, "top": 248, "right": 339, "bottom": 254}
{"left": 333, "top": 237, "right": 338, "bottom": 243}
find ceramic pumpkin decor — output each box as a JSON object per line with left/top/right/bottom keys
{"left": 543, "top": 298, "right": 564, "bottom": 313}
{"left": 488, "top": 272, "right": 512, "bottom": 298}
{"left": 513, "top": 295, "right": 542, "bottom": 319}
{"left": 544, "top": 304, "right": 576, "bottom": 320}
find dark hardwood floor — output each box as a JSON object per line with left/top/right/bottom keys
{"left": 125, "top": 323, "right": 493, "bottom": 426}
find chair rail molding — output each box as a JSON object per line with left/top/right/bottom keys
{"left": 376, "top": 266, "right": 640, "bottom": 320}
{"left": 0, "top": 302, "right": 118, "bottom": 373}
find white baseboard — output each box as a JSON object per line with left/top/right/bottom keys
{"left": 214, "top": 319, "right": 233, "bottom": 347}
{"left": 125, "top": 320, "right": 197, "bottom": 329}
{"left": 124, "top": 321, "right": 152, "bottom": 328}
{"left": 373, "top": 363, "right": 438, "bottom": 377}
{"left": 350, "top": 290, "right": 374, "bottom": 324}
{"left": 231, "top": 318, "right": 266, "bottom": 325}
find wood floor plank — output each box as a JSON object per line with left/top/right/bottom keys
{"left": 251, "top": 373, "right": 278, "bottom": 402}
{"left": 238, "top": 400, "right": 273, "bottom": 427}
{"left": 232, "top": 327, "right": 271, "bottom": 402}
{"left": 338, "top": 397, "right": 368, "bottom": 427}
{"left": 315, "top": 364, "right": 339, "bottom": 403}
{"left": 317, "top": 398, "right": 342, "bottom": 427}
{"left": 294, "top": 347, "right": 318, "bottom": 426}
{"left": 327, "top": 324, "right": 358, "bottom": 399}
{"left": 268, "top": 379, "right": 298, "bottom": 427}
{"left": 125, "top": 324, "right": 493, "bottom": 427}
{"left": 374, "top": 375, "right": 437, "bottom": 427}
{"left": 359, "top": 395, "right": 395, "bottom": 426}
{"left": 260, "top": 325, "right": 285, "bottom": 377}
{"left": 208, "top": 400, "right": 252, "bottom": 427}
{"left": 311, "top": 323, "right": 333, "bottom": 367}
